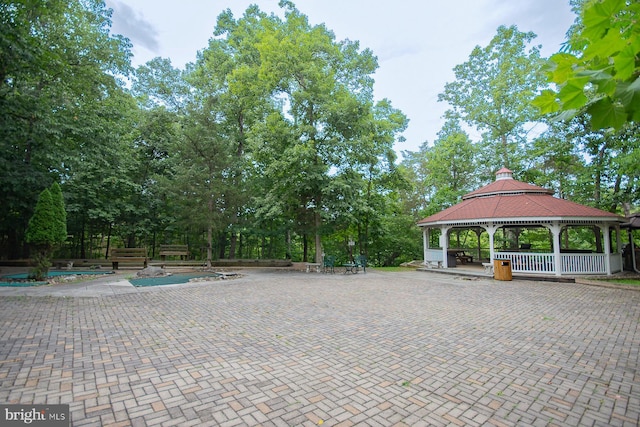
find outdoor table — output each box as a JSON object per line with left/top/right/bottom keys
{"left": 343, "top": 262, "right": 358, "bottom": 274}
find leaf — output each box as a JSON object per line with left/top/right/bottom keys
{"left": 577, "top": 69, "right": 616, "bottom": 96}
{"left": 583, "top": 29, "right": 625, "bottom": 60}
{"left": 587, "top": 97, "right": 627, "bottom": 130}
{"left": 614, "top": 45, "right": 638, "bottom": 81}
{"left": 582, "top": 0, "right": 625, "bottom": 40}
{"left": 547, "top": 53, "right": 579, "bottom": 84}
{"left": 552, "top": 108, "right": 580, "bottom": 124}
{"left": 615, "top": 76, "right": 640, "bottom": 112}
{"left": 532, "top": 90, "right": 560, "bottom": 114}
{"left": 558, "top": 77, "right": 590, "bottom": 110}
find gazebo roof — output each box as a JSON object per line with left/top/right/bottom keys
{"left": 418, "top": 168, "right": 624, "bottom": 226}
{"left": 622, "top": 213, "right": 640, "bottom": 229}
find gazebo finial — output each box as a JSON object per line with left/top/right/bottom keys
{"left": 495, "top": 167, "right": 513, "bottom": 181}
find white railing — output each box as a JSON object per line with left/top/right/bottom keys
{"left": 561, "top": 253, "right": 607, "bottom": 274}
{"left": 496, "top": 252, "right": 613, "bottom": 274}
{"left": 496, "top": 252, "right": 555, "bottom": 274}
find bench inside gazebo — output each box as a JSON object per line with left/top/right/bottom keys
{"left": 418, "top": 168, "right": 626, "bottom": 277}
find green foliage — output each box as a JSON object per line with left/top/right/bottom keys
{"left": 19, "top": 0, "right": 637, "bottom": 267}
{"left": 400, "top": 117, "right": 477, "bottom": 218}
{"left": 49, "top": 182, "right": 67, "bottom": 244}
{"left": 25, "top": 184, "right": 68, "bottom": 280}
{"left": 0, "top": 0, "right": 133, "bottom": 258}
{"left": 535, "top": 0, "right": 640, "bottom": 129}
{"left": 25, "top": 189, "right": 58, "bottom": 246}
{"left": 439, "top": 25, "right": 545, "bottom": 170}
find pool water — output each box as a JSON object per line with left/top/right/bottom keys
{"left": 129, "top": 273, "right": 221, "bottom": 287}
{"left": 0, "top": 270, "right": 114, "bottom": 287}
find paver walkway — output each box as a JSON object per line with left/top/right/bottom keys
{"left": 1, "top": 269, "right": 639, "bottom": 426}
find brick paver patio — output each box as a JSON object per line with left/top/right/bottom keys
{"left": 1, "top": 269, "right": 639, "bottom": 426}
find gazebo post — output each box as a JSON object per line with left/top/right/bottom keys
{"left": 423, "top": 228, "right": 429, "bottom": 266}
{"left": 486, "top": 224, "right": 497, "bottom": 264}
{"left": 603, "top": 224, "right": 611, "bottom": 275}
{"left": 550, "top": 222, "right": 562, "bottom": 276}
{"left": 474, "top": 228, "right": 482, "bottom": 261}
{"left": 441, "top": 226, "right": 451, "bottom": 268}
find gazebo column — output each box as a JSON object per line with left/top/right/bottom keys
{"left": 603, "top": 224, "right": 611, "bottom": 275}
{"left": 615, "top": 225, "right": 623, "bottom": 273}
{"left": 441, "top": 226, "right": 451, "bottom": 268}
{"left": 484, "top": 224, "right": 498, "bottom": 263}
{"left": 473, "top": 228, "right": 483, "bottom": 261}
{"left": 550, "top": 222, "right": 562, "bottom": 276}
{"left": 422, "top": 227, "right": 429, "bottom": 266}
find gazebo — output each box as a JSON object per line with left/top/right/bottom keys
{"left": 417, "top": 168, "right": 626, "bottom": 276}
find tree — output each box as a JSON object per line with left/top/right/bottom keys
{"left": 25, "top": 185, "right": 67, "bottom": 280}
{"left": 400, "top": 116, "right": 477, "bottom": 217}
{"left": 0, "top": 0, "right": 132, "bottom": 259}
{"left": 250, "top": 2, "right": 406, "bottom": 263}
{"left": 438, "top": 25, "right": 546, "bottom": 171}
{"left": 49, "top": 182, "right": 67, "bottom": 245}
{"left": 534, "top": 0, "right": 640, "bottom": 130}
{"left": 521, "top": 118, "right": 587, "bottom": 199}
{"left": 189, "top": 6, "right": 274, "bottom": 259}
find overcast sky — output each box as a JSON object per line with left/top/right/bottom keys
{"left": 106, "top": 0, "right": 577, "bottom": 155}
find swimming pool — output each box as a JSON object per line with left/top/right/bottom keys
{"left": 0, "top": 270, "right": 114, "bottom": 287}
{"left": 129, "top": 273, "right": 221, "bottom": 287}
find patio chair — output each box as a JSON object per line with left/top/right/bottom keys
{"left": 323, "top": 255, "right": 336, "bottom": 274}
{"left": 355, "top": 255, "right": 367, "bottom": 273}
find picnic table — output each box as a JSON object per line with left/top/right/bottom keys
{"left": 448, "top": 250, "right": 473, "bottom": 264}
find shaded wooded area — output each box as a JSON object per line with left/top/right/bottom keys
{"left": 1, "top": 0, "right": 638, "bottom": 266}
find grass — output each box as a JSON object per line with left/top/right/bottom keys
{"left": 599, "top": 278, "right": 640, "bottom": 286}
{"left": 375, "top": 266, "right": 417, "bottom": 272}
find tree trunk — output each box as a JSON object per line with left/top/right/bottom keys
{"left": 229, "top": 232, "right": 237, "bottom": 259}
{"left": 78, "top": 219, "right": 86, "bottom": 259}
{"left": 206, "top": 225, "right": 212, "bottom": 268}
{"left": 594, "top": 226, "right": 603, "bottom": 253}
{"left": 218, "top": 232, "right": 226, "bottom": 259}
{"left": 206, "top": 199, "right": 213, "bottom": 268}
{"left": 314, "top": 210, "right": 322, "bottom": 263}
{"left": 104, "top": 223, "right": 111, "bottom": 260}
{"left": 303, "top": 233, "right": 308, "bottom": 262}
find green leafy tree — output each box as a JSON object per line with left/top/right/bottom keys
{"left": 63, "top": 88, "right": 141, "bottom": 258}
{"left": 188, "top": 7, "right": 275, "bottom": 259}
{"left": 25, "top": 186, "right": 67, "bottom": 280}
{"left": 401, "top": 116, "right": 477, "bottom": 217}
{"left": 439, "top": 25, "right": 546, "bottom": 171}
{"left": 521, "top": 119, "right": 587, "bottom": 199}
{"left": 535, "top": 0, "right": 640, "bottom": 130}
{"left": 49, "top": 182, "right": 67, "bottom": 246}
{"left": 0, "top": 0, "right": 132, "bottom": 259}
{"left": 250, "top": 2, "right": 405, "bottom": 263}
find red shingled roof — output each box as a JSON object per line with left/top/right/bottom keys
{"left": 418, "top": 169, "right": 622, "bottom": 225}
{"left": 463, "top": 177, "right": 553, "bottom": 199}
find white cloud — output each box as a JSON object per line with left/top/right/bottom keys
{"left": 106, "top": 0, "right": 159, "bottom": 52}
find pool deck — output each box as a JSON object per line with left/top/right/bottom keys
{"left": 1, "top": 268, "right": 639, "bottom": 426}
